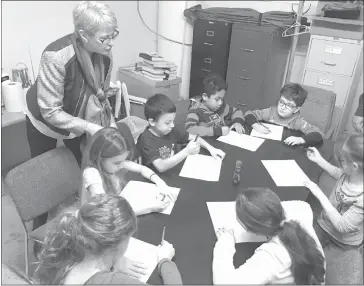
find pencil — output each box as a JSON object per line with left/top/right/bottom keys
{"left": 194, "top": 133, "right": 200, "bottom": 142}
{"left": 161, "top": 227, "right": 166, "bottom": 245}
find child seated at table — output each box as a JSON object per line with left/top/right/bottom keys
{"left": 81, "top": 127, "right": 174, "bottom": 215}
{"left": 303, "top": 134, "right": 363, "bottom": 263}
{"left": 185, "top": 74, "right": 246, "bottom": 137}
{"left": 213, "top": 187, "right": 325, "bottom": 285}
{"left": 244, "top": 83, "right": 324, "bottom": 146}
{"left": 137, "top": 93, "right": 225, "bottom": 173}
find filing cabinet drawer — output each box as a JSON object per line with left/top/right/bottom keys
{"left": 228, "top": 26, "right": 271, "bottom": 77}
{"left": 192, "top": 19, "right": 232, "bottom": 47}
{"left": 306, "top": 39, "right": 361, "bottom": 76}
{"left": 302, "top": 70, "right": 351, "bottom": 108}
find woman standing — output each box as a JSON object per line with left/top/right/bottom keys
{"left": 25, "top": 0, "right": 120, "bottom": 246}
{"left": 26, "top": 1, "right": 119, "bottom": 166}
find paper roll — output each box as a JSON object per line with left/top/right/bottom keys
{"left": 2, "top": 81, "right": 25, "bottom": 112}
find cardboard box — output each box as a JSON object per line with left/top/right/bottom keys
{"left": 118, "top": 67, "right": 181, "bottom": 102}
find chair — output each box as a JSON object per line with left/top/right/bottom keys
{"left": 325, "top": 249, "right": 363, "bottom": 284}
{"left": 300, "top": 85, "right": 337, "bottom": 139}
{"left": 2, "top": 263, "right": 38, "bottom": 284}
{"left": 4, "top": 147, "right": 81, "bottom": 275}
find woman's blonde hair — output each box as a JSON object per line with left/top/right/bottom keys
{"left": 73, "top": 1, "right": 117, "bottom": 35}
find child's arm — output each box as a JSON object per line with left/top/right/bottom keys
{"left": 244, "top": 108, "right": 272, "bottom": 133}
{"left": 121, "top": 161, "right": 166, "bottom": 186}
{"left": 83, "top": 168, "right": 106, "bottom": 198}
{"left": 304, "top": 181, "right": 363, "bottom": 233}
{"left": 185, "top": 111, "right": 225, "bottom": 137}
{"left": 223, "top": 104, "right": 246, "bottom": 134}
{"left": 292, "top": 117, "right": 324, "bottom": 145}
{"left": 189, "top": 133, "right": 226, "bottom": 159}
{"left": 152, "top": 147, "right": 191, "bottom": 173}
{"left": 307, "top": 147, "right": 343, "bottom": 179}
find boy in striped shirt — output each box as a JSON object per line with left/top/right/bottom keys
{"left": 185, "top": 74, "right": 246, "bottom": 137}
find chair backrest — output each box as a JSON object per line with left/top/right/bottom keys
{"left": 326, "top": 249, "right": 363, "bottom": 284}
{"left": 174, "top": 99, "right": 193, "bottom": 134}
{"left": 2, "top": 263, "right": 38, "bottom": 284}
{"left": 4, "top": 147, "right": 81, "bottom": 222}
{"left": 300, "top": 85, "right": 336, "bottom": 136}
{"left": 116, "top": 121, "right": 141, "bottom": 162}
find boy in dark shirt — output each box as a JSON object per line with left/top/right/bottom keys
{"left": 244, "top": 83, "right": 324, "bottom": 146}
{"left": 137, "top": 94, "right": 225, "bottom": 173}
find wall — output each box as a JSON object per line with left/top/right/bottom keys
{"left": 1, "top": 1, "right": 158, "bottom": 83}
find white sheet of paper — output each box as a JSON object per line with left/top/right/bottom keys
{"left": 217, "top": 131, "right": 265, "bottom": 152}
{"left": 179, "top": 154, "right": 222, "bottom": 181}
{"left": 261, "top": 160, "right": 310, "bottom": 186}
{"left": 250, "top": 123, "right": 284, "bottom": 141}
{"left": 121, "top": 181, "right": 180, "bottom": 215}
{"left": 206, "top": 201, "right": 267, "bottom": 243}
{"left": 121, "top": 237, "right": 158, "bottom": 283}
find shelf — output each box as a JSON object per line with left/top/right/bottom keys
{"left": 311, "top": 16, "right": 364, "bottom": 26}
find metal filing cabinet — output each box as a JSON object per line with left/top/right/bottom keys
{"left": 225, "top": 24, "right": 291, "bottom": 110}
{"left": 189, "top": 19, "right": 232, "bottom": 98}
{"left": 302, "top": 34, "right": 363, "bottom": 140}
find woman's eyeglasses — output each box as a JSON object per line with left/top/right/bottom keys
{"left": 94, "top": 29, "right": 119, "bottom": 44}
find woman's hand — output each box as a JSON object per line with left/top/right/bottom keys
{"left": 86, "top": 123, "right": 103, "bottom": 136}
{"left": 113, "top": 257, "right": 148, "bottom": 279}
{"left": 157, "top": 240, "right": 175, "bottom": 261}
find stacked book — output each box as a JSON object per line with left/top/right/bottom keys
{"left": 136, "top": 52, "right": 178, "bottom": 81}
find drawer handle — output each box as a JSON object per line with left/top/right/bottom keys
{"left": 206, "top": 30, "right": 215, "bottom": 36}
{"left": 238, "top": 76, "right": 251, "bottom": 80}
{"left": 241, "top": 69, "right": 247, "bottom": 72}
{"left": 201, "top": 68, "right": 211, "bottom": 72}
{"left": 241, "top": 48, "right": 254, "bottom": 52}
{"left": 204, "top": 58, "right": 212, "bottom": 64}
{"left": 322, "top": 61, "right": 337, "bottom": 67}
{"left": 204, "top": 42, "right": 214, "bottom": 46}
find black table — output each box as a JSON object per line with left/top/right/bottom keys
{"left": 128, "top": 129, "right": 334, "bottom": 284}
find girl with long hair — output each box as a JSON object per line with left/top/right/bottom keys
{"left": 35, "top": 194, "right": 182, "bottom": 284}
{"left": 81, "top": 127, "right": 175, "bottom": 215}
{"left": 304, "top": 135, "right": 363, "bottom": 261}
{"left": 213, "top": 187, "right": 325, "bottom": 284}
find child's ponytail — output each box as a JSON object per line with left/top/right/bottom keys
{"left": 35, "top": 211, "right": 84, "bottom": 284}
{"left": 278, "top": 221, "right": 325, "bottom": 284}
{"left": 236, "top": 187, "right": 325, "bottom": 285}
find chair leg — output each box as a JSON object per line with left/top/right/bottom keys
{"left": 25, "top": 234, "right": 29, "bottom": 276}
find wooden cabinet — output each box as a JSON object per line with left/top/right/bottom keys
{"left": 225, "top": 24, "right": 291, "bottom": 110}
{"left": 189, "top": 19, "right": 232, "bottom": 98}
{"left": 302, "top": 34, "right": 363, "bottom": 140}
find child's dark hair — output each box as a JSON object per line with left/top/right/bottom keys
{"left": 280, "top": 83, "right": 308, "bottom": 107}
{"left": 144, "top": 93, "right": 176, "bottom": 121}
{"left": 34, "top": 194, "right": 137, "bottom": 284}
{"left": 236, "top": 187, "right": 325, "bottom": 285}
{"left": 202, "top": 74, "right": 228, "bottom": 97}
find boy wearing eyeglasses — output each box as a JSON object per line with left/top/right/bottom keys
{"left": 244, "top": 83, "right": 323, "bottom": 146}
